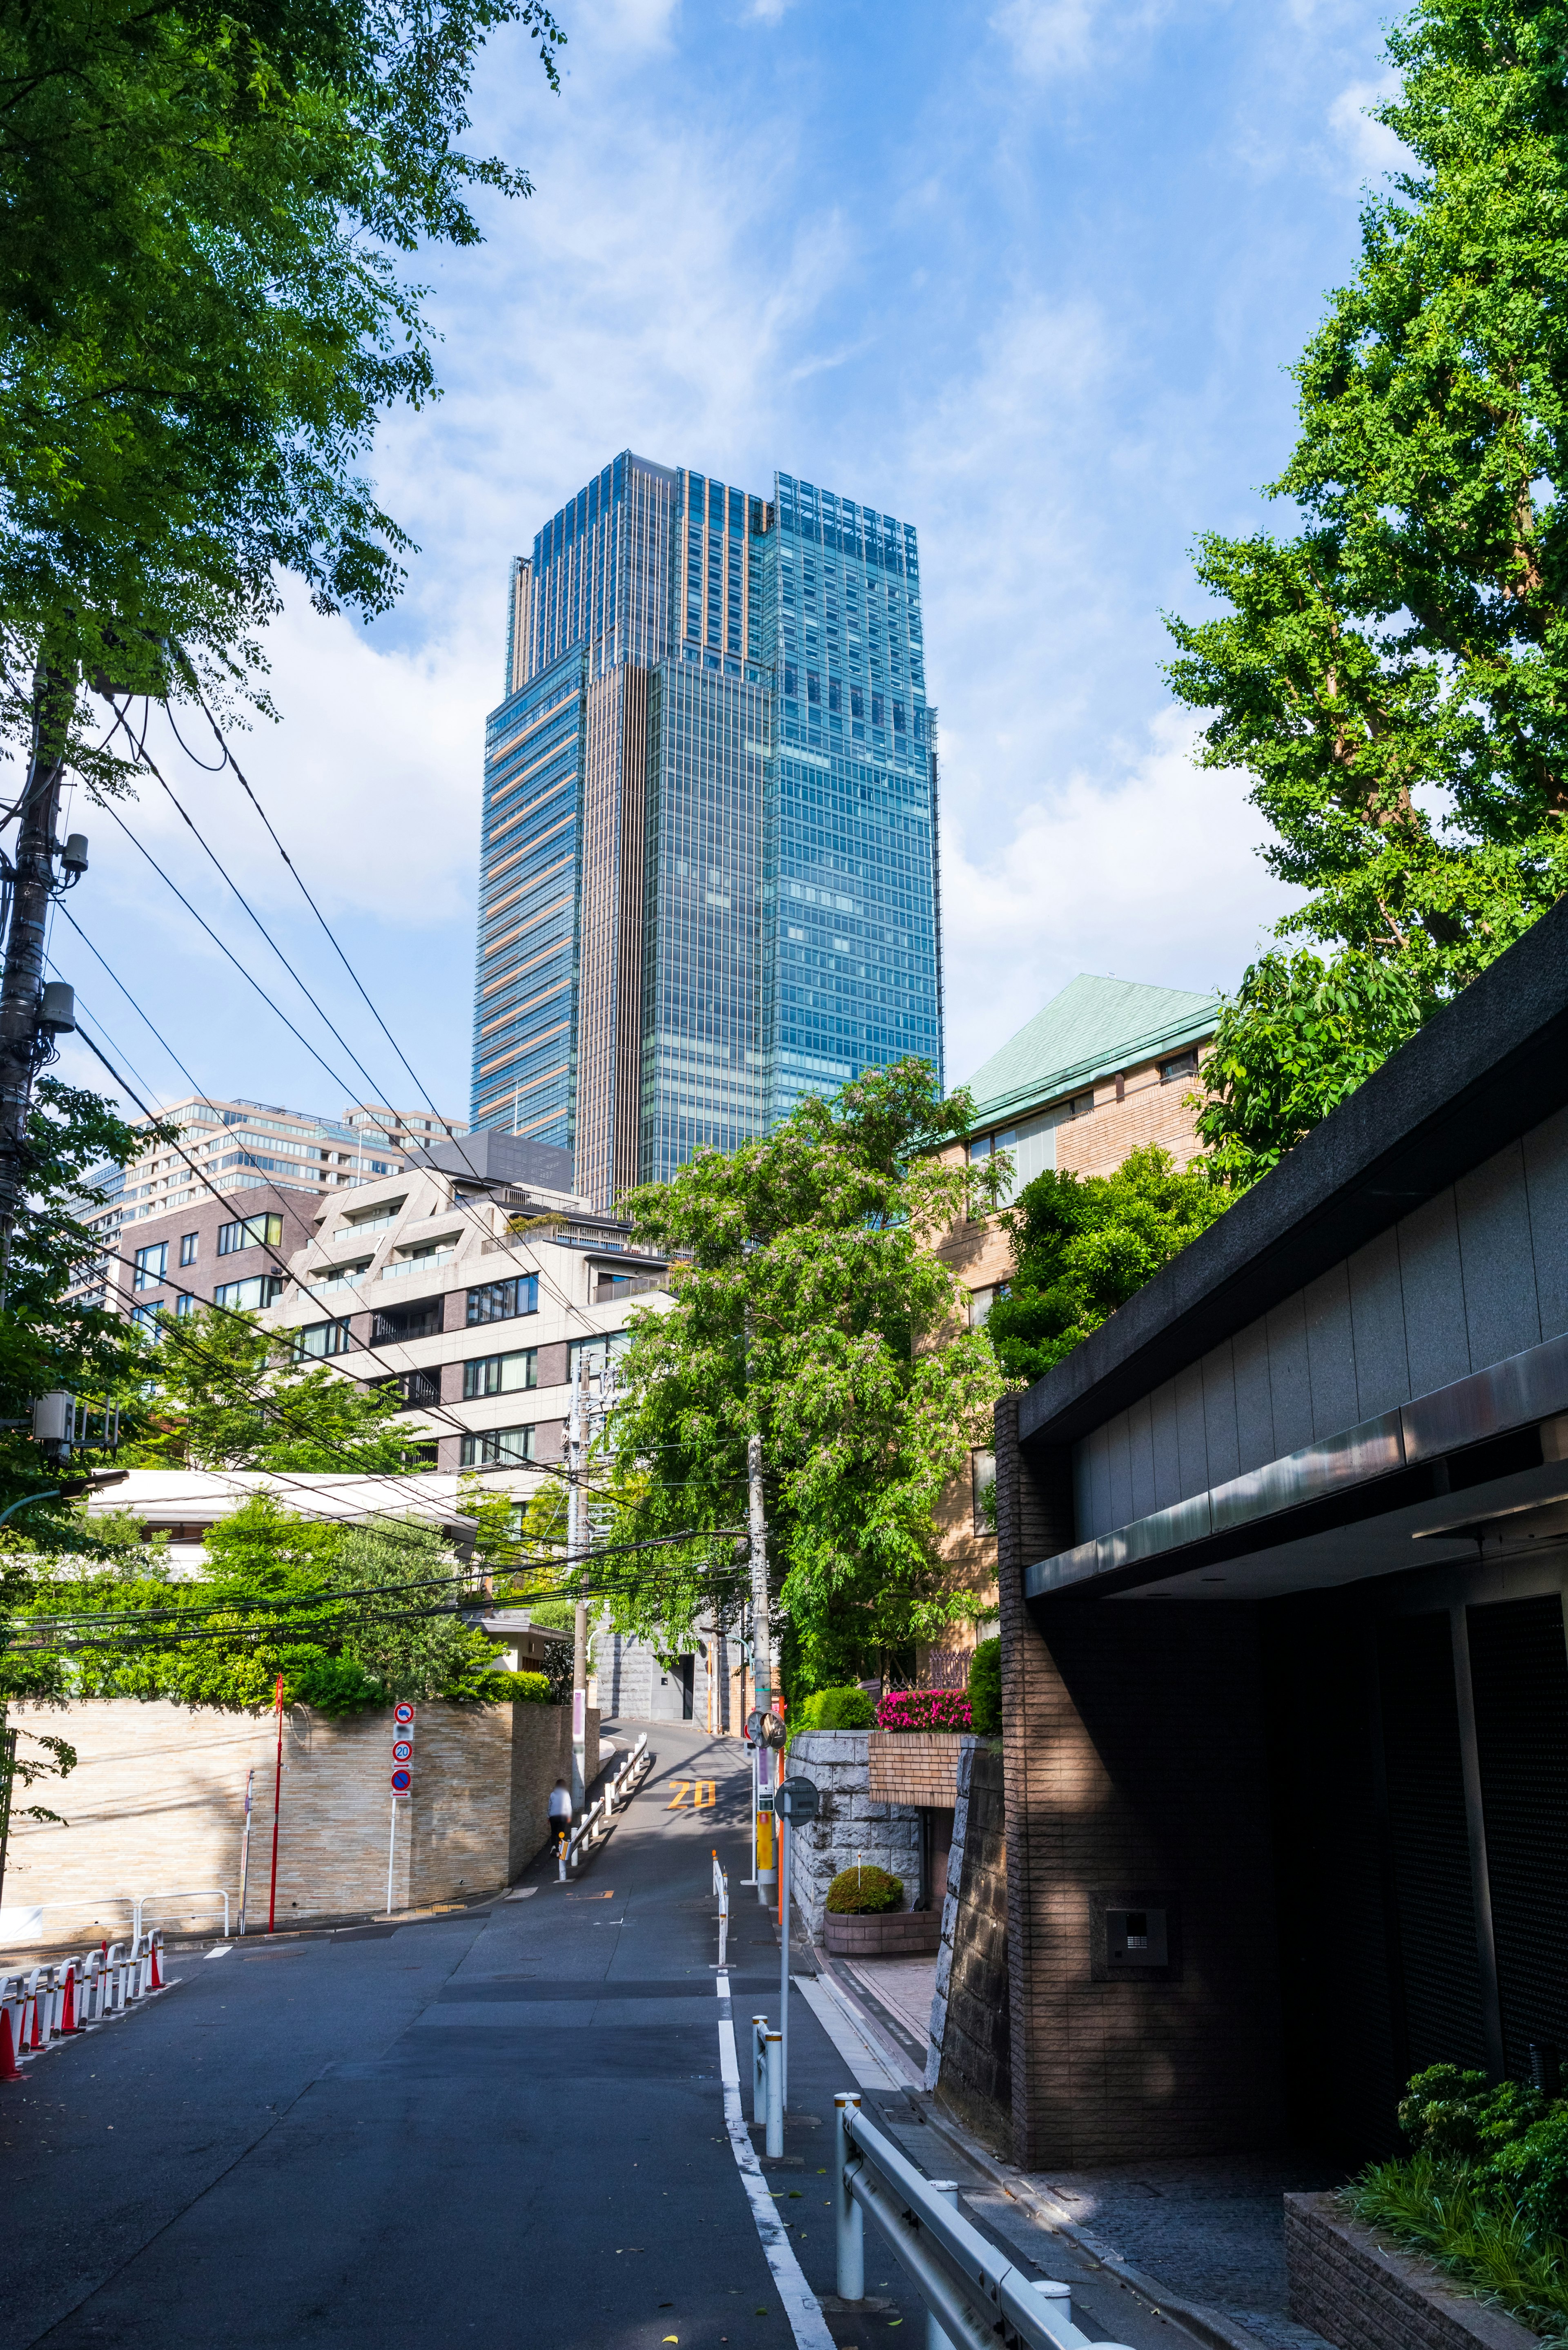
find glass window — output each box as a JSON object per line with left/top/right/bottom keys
{"left": 466, "top": 1274, "right": 540, "bottom": 1327}
{"left": 178, "top": 1232, "right": 198, "bottom": 1266}
{"left": 568, "top": 1331, "right": 629, "bottom": 1380}
{"left": 130, "top": 1302, "right": 163, "bottom": 1330}
{"left": 133, "top": 1242, "right": 167, "bottom": 1290}
{"left": 971, "top": 1449, "right": 997, "bottom": 1536}
{"left": 218, "top": 1213, "right": 283, "bottom": 1256}
{"left": 463, "top": 1349, "right": 538, "bottom": 1400}
{"left": 969, "top": 1283, "right": 1010, "bottom": 1329}
{"left": 295, "top": 1318, "right": 352, "bottom": 1359}
{"left": 459, "top": 1426, "right": 536, "bottom": 1467}
{"left": 214, "top": 1274, "right": 285, "bottom": 1312}
{"left": 1160, "top": 1050, "right": 1199, "bottom": 1084}
{"left": 174, "top": 1292, "right": 196, "bottom": 1318}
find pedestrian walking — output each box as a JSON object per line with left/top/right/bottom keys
{"left": 548, "top": 1776, "right": 572, "bottom": 1857}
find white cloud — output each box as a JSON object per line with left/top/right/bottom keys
{"left": 1327, "top": 76, "right": 1410, "bottom": 187}
{"left": 941, "top": 709, "right": 1300, "bottom": 1084}
{"left": 990, "top": 0, "right": 1168, "bottom": 79}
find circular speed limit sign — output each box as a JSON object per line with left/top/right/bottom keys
{"left": 392, "top": 1740, "right": 413, "bottom": 1764}
{"left": 390, "top": 1768, "right": 412, "bottom": 1793}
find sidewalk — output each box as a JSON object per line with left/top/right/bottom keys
{"left": 805, "top": 1941, "right": 1336, "bottom": 2350}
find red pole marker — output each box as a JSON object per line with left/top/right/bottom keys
{"left": 268, "top": 1672, "right": 285, "bottom": 1934}
{"left": 0, "top": 2007, "right": 20, "bottom": 2084}
{"left": 147, "top": 1937, "right": 163, "bottom": 1991}
{"left": 60, "top": 1966, "right": 76, "bottom": 2033}
{"left": 29, "top": 1996, "right": 43, "bottom": 2050}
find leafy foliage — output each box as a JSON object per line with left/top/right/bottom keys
{"left": 0, "top": 0, "right": 564, "bottom": 786}
{"left": 967, "top": 1635, "right": 1002, "bottom": 1738}
{"left": 984, "top": 1148, "right": 1227, "bottom": 1386}
{"left": 875, "top": 1687, "right": 972, "bottom": 1732}
{"left": 826, "top": 1864, "right": 904, "bottom": 1916}
{"left": 1167, "top": 0, "right": 1568, "bottom": 1174}
{"left": 601, "top": 1059, "right": 1008, "bottom": 1692}
{"left": 787, "top": 1684, "right": 875, "bottom": 1741}
{"left": 129, "top": 1304, "right": 435, "bottom": 1472}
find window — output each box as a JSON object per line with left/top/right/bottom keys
{"left": 218, "top": 1213, "right": 283, "bottom": 1256}
{"left": 459, "top": 1425, "right": 535, "bottom": 1467}
{"left": 213, "top": 1274, "right": 285, "bottom": 1312}
{"left": 969, "top": 1284, "right": 1009, "bottom": 1329}
{"left": 1159, "top": 1050, "right": 1199, "bottom": 1084}
{"left": 1068, "top": 1091, "right": 1094, "bottom": 1119}
{"left": 466, "top": 1274, "right": 540, "bottom": 1327}
{"left": 383, "top": 1368, "right": 441, "bottom": 1410}
{"left": 372, "top": 1300, "right": 443, "bottom": 1343}
{"left": 130, "top": 1301, "right": 163, "bottom": 1330}
{"left": 463, "top": 1349, "right": 538, "bottom": 1400}
{"left": 971, "top": 1450, "right": 997, "bottom": 1536}
{"left": 178, "top": 1232, "right": 198, "bottom": 1267}
{"left": 967, "top": 1128, "right": 1016, "bottom": 1165}
{"left": 294, "top": 1318, "right": 352, "bottom": 1359}
{"left": 568, "top": 1331, "right": 629, "bottom": 1380}
{"left": 175, "top": 1293, "right": 196, "bottom": 1318}
{"left": 133, "top": 1242, "right": 167, "bottom": 1290}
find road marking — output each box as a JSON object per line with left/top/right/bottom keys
{"left": 714, "top": 1969, "right": 835, "bottom": 2350}
{"left": 666, "top": 1779, "right": 717, "bottom": 1811}
{"left": 503, "top": 1886, "right": 538, "bottom": 1902}
{"left": 794, "top": 1975, "right": 900, "bottom": 2089}
{"left": 204, "top": 1944, "right": 233, "bottom": 1960}
{"left": 667, "top": 1781, "right": 690, "bottom": 1808}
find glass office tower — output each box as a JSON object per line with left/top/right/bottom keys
{"left": 471, "top": 451, "right": 943, "bottom": 1207}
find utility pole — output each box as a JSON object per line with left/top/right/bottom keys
{"left": 748, "top": 1426, "right": 780, "bottom": 1906}
{"left": 0, "top": 668, "right": 79, "bottom": 1269}
{"left": 568, "top": 1354, "right": 587, "bottom": 1813}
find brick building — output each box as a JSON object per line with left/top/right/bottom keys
{"left": 991, "top": 899, "right": 1568, "bottom": 2170}
{"left": 923, "top": 974, "right": 1218, "bottom": 1688}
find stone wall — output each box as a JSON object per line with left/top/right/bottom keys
{"left": 1285, "top": 2192, "right": 1539, "bottom": 2350}
{"left": 1, "top": 1698, "right": 598, "bottom": 1941}
{"left": 786, "top": 1730, "right": 922, "bottom": 1938}
{"left": 931, "top": 1741, "right": 1011, "bottom": 2151}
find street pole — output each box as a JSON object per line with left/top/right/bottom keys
{"left": 267, "top": 1673, "right": 284, "bottom": 1933}
{"left": 748, "top": 1428, "right": 779, "bottom": 1905}
{"left": 0, "top": 668, "right": 71, "bottom": 1271}
{"left": 568, "top": 1356, "right": 586, "bottom": 1814}
{"left": 385, "top": 1796, "right": 399, "bottom": 1917}
{"left": 780, "top": 1806, "right": 791, "bottom": 2112}
{"left": 237, "top": 1768, "right": 254, "bottom": 1934}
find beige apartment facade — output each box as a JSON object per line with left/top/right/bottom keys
{"left": 922, "top": 974, "right": 1218, "bottom": 1688}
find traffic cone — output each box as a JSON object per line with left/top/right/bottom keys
{"left": 147, "top": 1937, "right": 162, "bottom": 1991}
{"left": 0, "top": 2007, "right": 20, "bottom": 2084}
{"left": 28, "top": 1996, "right": 43, "bottom": 2051}
{"left": 60, "top": 1966, "right": 76, "bottom": 2033}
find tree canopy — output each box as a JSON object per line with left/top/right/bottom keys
{"left": 599, "top": 1059, "right": 1007, "bottom": 1694}
{"left": 984, "top": 1148, "right": 1227, "bottom": 1387}
{"left": 1167, "top": 0, "right": 1568, "bottom": 1177}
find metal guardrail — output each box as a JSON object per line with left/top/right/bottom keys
{"left": 713, "top": 1850, "right": 728, "bottom": 1969}
{"left": 1, "top": 1929, "right": 170, "bottom": 2075}
{"left": 833, "top": 2096, "right": 1136, "bottom": 2350}
{"left": 134, "top": 1888, "right": 229, "bottom": 1939}
{"left": 557, "top": 1735, "right": 652, "bottom": 1880}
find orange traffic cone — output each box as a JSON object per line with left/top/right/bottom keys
{"left": 60, "top": 1966, "right": 77, "bottom": 2033}
{"left": 28, "top": 1996, "right": 43, "bottom": 2050}
{"left": 0, "top": 2007, "right": 21, "bottom": 2084}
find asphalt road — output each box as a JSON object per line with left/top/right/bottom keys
{"left": 0, "top": 1724, "right": 1200, "bottom": 2350}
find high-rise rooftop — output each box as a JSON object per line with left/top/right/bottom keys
{"left": 471, "top": 451, "right": 944, "bottom": 1206}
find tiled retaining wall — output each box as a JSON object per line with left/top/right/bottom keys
{"left": 867, "top": 1731, "right": 966, "bottom": 1808}
{"left": 1284, "top": 2191, "right": 1540, "bottom": 2350}
{"left": 786, "top": 1730, "right": 922, "bottom": 1938}
{"left": 2, "top": 1698, "right": 597, "bottom": 1937}
{"left": 931, "top": 1741, "right": 1011, "bottom": 2149}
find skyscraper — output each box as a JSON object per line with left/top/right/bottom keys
{"left": 471, "top": 452, "right": 943, "bottom": 1206}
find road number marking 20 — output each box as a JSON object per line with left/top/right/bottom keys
{"left": 666, "top": 1780, "right": 716, "bottom": 1810}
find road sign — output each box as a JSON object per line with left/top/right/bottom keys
{"left": 390, "top": 1768, "right": 412, "bottom": 1793}
{"left": 394, "top": 1703, "right": 415, "bottom": 1726}
{"left": 773, "top": 1775, "right": 819, "bottom": 1822}
{"left": 392, "top": 1740, "right": 413, "bottom": 1764}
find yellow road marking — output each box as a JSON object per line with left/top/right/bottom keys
{"left": 666, "top": 1779, "right": 717, "bottom": 1810}
{"left": 667, "top": 1781, "right": 691, "bottom": 1809}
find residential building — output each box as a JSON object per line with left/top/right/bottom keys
{"left": 986, "top": 891, "right": 1568, "bottom": 2171}
{"left": 472, "top": 451, "right": 943, "bottom": 1207}
{"left": 66, "top": 1095, "right": 461, "bottom": 1321}
{"left": 343, "top": 1104, "right": 470, "bottom": 1155}
{"left": 923, "top": 974, "right": 1219, "bottom": 1689}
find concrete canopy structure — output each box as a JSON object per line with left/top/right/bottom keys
{"left": 990, "top": 899, "right": 1568, "bottom": 2171}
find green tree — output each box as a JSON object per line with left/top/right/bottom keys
{"left": 1165, "top": 0, "right": 1568, "bottom": 1169}
{"left": 0, "top": 0, "right": 564, "bottom": 782}
{"left": 601, "top": 1059, "right": 1007, "bottom": 1693}
{"left": 984, "top": 1148, "right": 1227, "bottom": 1387}
{"left": 130, "top": 1304, "right": 435, "bottom": 1471}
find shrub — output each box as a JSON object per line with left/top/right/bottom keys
{"left": 968, "top": 1639, "right": 1001, "bottom": 1737}
{"left": 480, "top": 1670, "right": 552, "bottom": 1705}
{"left": 826, "top": 1864, "right": 904, "bottom": 1915}
{"left": 876, "top": 1688, "right": 972, "bottom": 1732}
{"left": 1398, "top": 2065, "right": 1545, "bottom": 2163}
{"left": 789, "top": 1685, "right": 875, "bottom": 1741}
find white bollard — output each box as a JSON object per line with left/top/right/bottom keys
{"left": 925, "top": 2183, "right": 961, "bottom": 2350}
{"left": 835, "top": 2094, "right": 864, "bottom": 2303}
{"left": 764, "top": 2030, "right": 784, "bottom": 2160}
{"left": 751, "top": 2017, "right": 769, "bottom": 2125}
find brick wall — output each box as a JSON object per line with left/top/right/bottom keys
{"left": 994, "top": 1396, "right": 1284, "bottom": 2167}
{"left": 1055, "top": 1051, "right": 1208, "bottom": 1180}
{"left": 866, "top": 1732, "right": 967, "bottom": 1808}
{"left": 933, "top": 1741, "right": 1011, "bottom": 2151}
{"left": 1284, "top": 2192, "right": 1538, "bottom": 2350}
{"left": 786, "top": 1730, "right": 922, "bottom": 1936}
{"left": 2, "top": 1698, "right": 597, "bottom": 1940}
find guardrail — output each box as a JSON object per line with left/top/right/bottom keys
{"left": 713, "top": 1850, "right": 729, "bottom": 1969}
{"left": 0, "top": 1930, "right": 170, "bottom": 2079}
{"left": 833, "top": 2095, "right": 1135, "bottom": 2350}
{"left": 0, "top": 1888, "right": 229, "bottom": 1944}
{"left": 751, "top": 2014, "right": 784, "bottom": 2158}
{"left": 134, "top": 1889, "right": 229, "bottom": 1940}
{"left": 607, "top": 1733, "right": 650, "bottom": 1808}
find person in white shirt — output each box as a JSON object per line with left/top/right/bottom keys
{"left": 548, "top": 1777, "right": 572, "bottom": 1855}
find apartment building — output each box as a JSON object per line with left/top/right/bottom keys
{"left": 67, "top": 1095, "right": 464, "bottom": 1320}
{"left": 924, "top": 973, "right": 1219, "bottom": 1688}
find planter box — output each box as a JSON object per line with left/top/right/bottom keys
{"left": 867, "top": 1731, "right": 967, "bottom": 1808}
{"left": 824, "top": 1907, "right": 942, "bottom": 1956}
{"left": 1285, "top": 2190, "right": 1541, "bottom": 2350}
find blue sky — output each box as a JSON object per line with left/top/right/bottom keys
{"left": 56, "top": 0, "right": 1404, "bottom": 1129}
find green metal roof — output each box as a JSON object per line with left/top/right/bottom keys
{"left": 961, "top": 974, "right": 1218, "bottom": 1130}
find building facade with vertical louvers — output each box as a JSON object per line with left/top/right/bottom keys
{"left": 470, "top": 450, "right": 944, "bottom": 1208}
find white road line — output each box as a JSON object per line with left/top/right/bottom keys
{"left": 795, "top": 1975, "right": 900, "bottom": 2089}
{"left": 204, "top": 1944, "right": 233, "bottom": 1960}
{"left": 715, "top": 1969, "right": 836, "bottom": 2350}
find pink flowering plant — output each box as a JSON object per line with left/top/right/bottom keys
{"left": 875, "top": 1688, "right": 972, "bottom": 1733}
